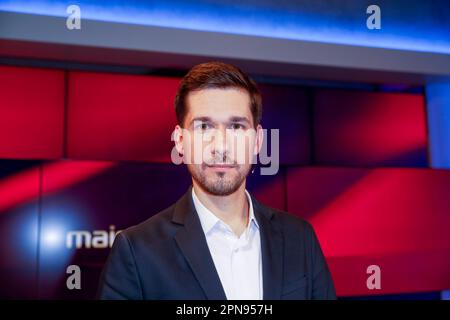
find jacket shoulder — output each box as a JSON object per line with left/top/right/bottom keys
{"left": 257, "top": 201, "right": 316, "bottom": 237}
{"left": 117, "top": 202, "right": 178, "bottom": 245}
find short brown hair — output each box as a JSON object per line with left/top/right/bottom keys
{"left": 174, "top": 61, "right": 262, "bottom": 128}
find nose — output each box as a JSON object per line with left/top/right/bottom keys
{"left": 211, "top": 127, "right": 229, "bottom": 161}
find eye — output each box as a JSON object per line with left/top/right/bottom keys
{"left": 196, "top": 122, "right": 212, "bottom": 130}
{"left": 230, "top": 123, "right": 245, "bottom": 130}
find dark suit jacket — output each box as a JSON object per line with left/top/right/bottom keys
{"left": 97, "top": 185, "right": 336, "bottom": 300}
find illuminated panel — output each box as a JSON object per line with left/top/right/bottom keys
{"left": 38, "top": 160, "right": 119, "bottom": 298}
{"left": 426, "top": 82, "right": 450, "bottom": 169}
{"left": 67, "top": 71, "right": 180, "bottom": 162}
{"left": 37, "top": 161, "right": 192, "bottom": 298}
{"left": 1, "top": 1, "right": 449, "bottom": 54}
{"left": 0, "top": 160, "right": 40, "bottom": 299}
{"left": 314, "top": 90, "right": 428, "bottom": 167}
{"left": 286, "top": 167, "right": 450, "bottom": 296}
{"left": 0, "top": 66, "right": 65, "bottom": 159}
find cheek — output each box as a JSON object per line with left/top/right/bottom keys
{"left": 230, "top": 134, "right": 256, "bottom": 162}
{"left": 182, "top": 141, "right": 204, "bottom": 164}
{"left": 182, "top": 142, "right": 190, "bottom": 156}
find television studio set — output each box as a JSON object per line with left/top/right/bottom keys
{"left": 0, "top": 0, "right": 449, "bottom": 311}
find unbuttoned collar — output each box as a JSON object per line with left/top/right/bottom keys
{"left": 192, "top": 187, "right": 260, "bottom": 236}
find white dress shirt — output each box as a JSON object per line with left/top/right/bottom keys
{"left": 191, "top": 187, "right": 263, "bottom": 300}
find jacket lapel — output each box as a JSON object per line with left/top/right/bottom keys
{"left": 250, "top": 193, "right": 284, "bottom": 300}
{"left": 172, "top": 186, "right": 227, "bottom": 300}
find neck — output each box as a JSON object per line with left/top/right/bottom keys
{"left": 192, "top": 180, "right": 249, "bottom": 236}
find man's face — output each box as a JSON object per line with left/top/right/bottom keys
{"left": 174, "top": 88, "right": 263, "bottom": 196}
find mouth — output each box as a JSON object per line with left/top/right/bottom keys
{"left": 206, "top": 164, "right": 236, "bottom": 171}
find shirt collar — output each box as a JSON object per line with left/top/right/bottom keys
{"left": 191, "top": 187, "right": 259, "bottom": 235}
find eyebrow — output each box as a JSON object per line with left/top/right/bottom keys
{"left": 229, "top": 116, "right": 251, "bottom": 125}
{"left": 190, "top": 116, "right": 251, "bottom": 126}
{"left": 190, "top": 117, "right": 213, "bottom": 125}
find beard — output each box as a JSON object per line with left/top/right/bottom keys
{"left": 187, "top": 162, "right": 252, "bottom": 196}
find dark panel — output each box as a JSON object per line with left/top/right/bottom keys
{"left": 0, "top": 160, "right": 41, "bottom": 299}
{"left": 260, "top": 84, "right": 310, "bottom": 165}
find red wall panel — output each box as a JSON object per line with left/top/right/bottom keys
{"left": 314, "top": 90, "right": 428, "bottom": 166}
{"left": 0, "top": 66, "right": 65, "bottom": 159}
{"left": 287, "top": 167, "right": 450, "bottom": 296}
{"left": 248, "top": 168, "right": 286, "bottom": 211}
{"left": 67, "top": 71, "right": 180, "bottom": 162}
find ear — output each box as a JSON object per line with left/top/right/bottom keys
{"left": 173, "top": 124, "right": 184, "bottom": 155}
{"left": 253, "top": 124, "right": 264, "bottom": 156}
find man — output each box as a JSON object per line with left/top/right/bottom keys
{"left": 97, "top": 61, "right": 336, "bottom": 300}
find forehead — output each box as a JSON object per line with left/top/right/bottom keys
{"left": 185, "top": 88, "right": 252, "bottom": 121}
